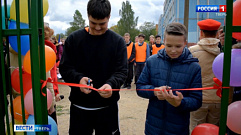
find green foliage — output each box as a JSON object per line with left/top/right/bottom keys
{"left": 65, "top": 10, "right": 85, "bottom": 36}
{"left": 117, "top": 1, "right": 139, "bottom": 41}
{"left": 139, "top": 21, "right": 156, "bottom": 40}
{"left": 109, "top": 25, "right": 118, "bottom": 33}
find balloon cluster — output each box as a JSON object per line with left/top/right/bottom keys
{"left": 8, "top": 0, "right": 49, "bottom": 55}
{"left": 8, "top": 1, "right": 58, "bottom": 134}
{"left": 192, "top": 101, "right": 241, "bottom": 135}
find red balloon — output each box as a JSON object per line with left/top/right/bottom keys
{"left": 192, "top": 123, "right": 219, "bottom": 135}
{"left": 232, "top": 0, "right": 241, "bottom": 40}
{"left": 11, "top": 67, "right": 32, "bottom": 96}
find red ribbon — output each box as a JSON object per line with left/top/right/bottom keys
{"left": 40, "top": 77, "right": 229, "bottom": 98}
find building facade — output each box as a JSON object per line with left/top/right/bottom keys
{"left": 158, "top": 0, "right": 226, "bottom": 44}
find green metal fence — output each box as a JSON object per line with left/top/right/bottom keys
{"left": 219, "top": 0, "right": 241, "bottom": 135}
{"left": 0, "top": 0, "right": 48, "bottom": 135}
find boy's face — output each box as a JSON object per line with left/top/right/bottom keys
{"left": 156, "top": 37, "right": 161, "bottom": 44}
{"left": 124, "top": 35, "right": 130, "bottom": 43}
{"left": 88, "top": 15, "right": 109, "bottom": 35}
{"left": 164, "top": 34, "right": 186, "bottom": 59}
{"left": 135, "top": 37, "right": 138, "bottom": 43}
{"left": 149, "top": 37, "right": 155, "bottom": 43}
{"left": 138, "top": 37, "right": 144, "bottom": 43}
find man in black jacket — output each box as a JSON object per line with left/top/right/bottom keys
{"left": 59, "top": 0, "right": 127, "bottom": 134}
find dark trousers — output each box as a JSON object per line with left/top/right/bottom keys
{"left": 69, "top": 103, "right": 120, "bottom": 135}
{"left": 125, "top": 63, "right": 134, "bottom": 86}
{"left": 135, "top": 63, "right": 145, "bottom": 83}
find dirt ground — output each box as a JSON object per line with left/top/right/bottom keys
{"left": 56, "top": 81, "right": 148, "bottom": 135}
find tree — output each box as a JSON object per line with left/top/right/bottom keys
{"left": 117, "top": 0, "right": 139, "bottom": 41}
{"left": 109, "top": 25, "right": 118, "bottom": 33}
{"left": 65, "top": 10, "right": 85, "bottom": 36}
{"left": 139, "top": 21, "right": 156, "bottom": 41}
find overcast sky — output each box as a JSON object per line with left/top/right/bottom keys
{"left": 6, "top": 0, "right": 164, "bottom": 35}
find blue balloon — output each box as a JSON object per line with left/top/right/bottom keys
{"left": 8, "top": 21, "right": 30, "bottom": 55}
{"left": 1, "top": 5, "right": 10, "bottom": 29}
{"left": 26, "top": 115, "right": 58, "bottom": 135}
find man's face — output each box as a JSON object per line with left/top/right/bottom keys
{"left": 88, "top": 15, "right": 109, "bottom": 35}
{"left": 156, "top": 37, "right": 161, "bottom": 44}
{"left": 124, "top": 35, "right": 130, "bottom": 43}
{"left": 138, "top": 37, "right": 144, "bottom": 43}
{"left": 164, "top": 34, "right": 186, "bottom": 59}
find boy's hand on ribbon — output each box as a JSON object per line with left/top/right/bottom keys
{"left": 98, "top": 84, "right": 112, "bottom": 98}
{"left": 162, "top": 89, "right": 183, "bottom": 107}
{"left": 154, "top": 86, "right": 169, "bottom": 100}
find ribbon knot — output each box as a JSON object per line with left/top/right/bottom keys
{"left": 41, "top": 77, "right": 53, "bottom": 96}
{"left": 213, "top": 78, "right": 227, "bottom": 98}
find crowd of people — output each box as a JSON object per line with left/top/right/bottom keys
{"left": 1, "top": 0, "right": 241, "bottom": 135}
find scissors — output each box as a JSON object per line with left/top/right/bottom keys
{"left": 87, "top": 78, "right": 92, "bottom": 90}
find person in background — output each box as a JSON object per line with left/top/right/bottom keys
{"left": 44, "top": 25, "right": 62, "bottom": 127}
{"left": 134, "top": 33, "right": 150, "bottom": 84}
{"left": 135, "top": 36, "right": 139, "bottom": 43}
{"left": 122, "top": 33, "right": 135, "bottom": 89}
{"left": 149, "top": 35, "right": 155, "bottom": 54}
{"left": 189, "top": 19, "right": 223, "bottom": 132}
{"left": 136, "top": 22, "right": 202, "bottom": 135}
{"left": 151, "top": 35, "right": 165, "bottom": 55}
{"left": 59, "top": 0, "right": 127, "bottom": 134}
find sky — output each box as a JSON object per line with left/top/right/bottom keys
{"left": 5, "top": 0, "right": 164, "bottom": 35}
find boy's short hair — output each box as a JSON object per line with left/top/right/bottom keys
{"left": 155, "top": 35, "right": 161, "bottom": 39}
{"left": 138, "top": 33, "right": 145, "bottom": 38}
{"left": 87, "top": 0, "right": 111, "bottom": 19}
{"left": 202, "top": 30, "right": 218, "bottom": 37}
{"left": 150, "top": 35, "right": 154, "bottom": 38}
{"left": 164, "top": 22, "right": 187, "bottom": 41}
{"left": 124, "top": 33, "right": 130, "bottom": 37}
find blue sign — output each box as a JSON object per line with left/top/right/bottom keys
{"left": 14, "top": 125, "right": 51, "bottom": 132}
{"left": 196, "top": 5, "right": 219, "bottom": 12}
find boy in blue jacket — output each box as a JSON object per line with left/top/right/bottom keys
{"left": 136, "top": 22, "right": 202, "bottom": 135}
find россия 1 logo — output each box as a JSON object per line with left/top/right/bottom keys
{"left": 196, "top": 5, "right": 226, "bottom": 12}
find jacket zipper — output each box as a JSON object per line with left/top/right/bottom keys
{"left": 162, "top": 60, "right": 173, "bottom": 135}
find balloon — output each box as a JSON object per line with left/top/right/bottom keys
{"left": 8, "top": 21, "right": 30, "bottom": 55}
{"left": 191, "top": 123, "right": 219, "bottom": 135}
{"left": 212, "top": 49, "right": 241, "bottom": 86}
{"left": 12, "top": 96, "right": 29, "bottom": 122}
{"left": 227, "top": 101, "right": 241, "bottom": 134}
{"left": 23, "top": 46, "right": 56, "bottom": 74}
{"left": 24, "top": 89, "right": 52, "bottom": 115}
{"left": 233, "top": 0, "right": 241, "bottom": 40}
{"left": 10, "top": 0, "right": 49, "bottom": 24}
{"left": 11, "top": 67, "right": 32, "bottom": 96}
{"left": 26, "top": 115, "right": 58, "bottom": 135}
{"left": 1, "top": 5, "right": 10, "bottom": 29}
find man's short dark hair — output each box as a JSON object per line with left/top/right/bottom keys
{"left": 138, "top": 33, "right": 145, "bottom": 38}
{"left": 87, "top": 0, "right": 111, "bottom": 19}
{"left": 201, "top": 30, "right": 218, "bottom": 38}
{"left": 164, "top": 22, "right": 187, "bottom": 41}
{"left": 155, "top": 35, "right": 161, "bottom": 39}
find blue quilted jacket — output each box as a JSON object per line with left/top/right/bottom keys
{"left": 136, "top": 47, "right": 202, "bottom": 135}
